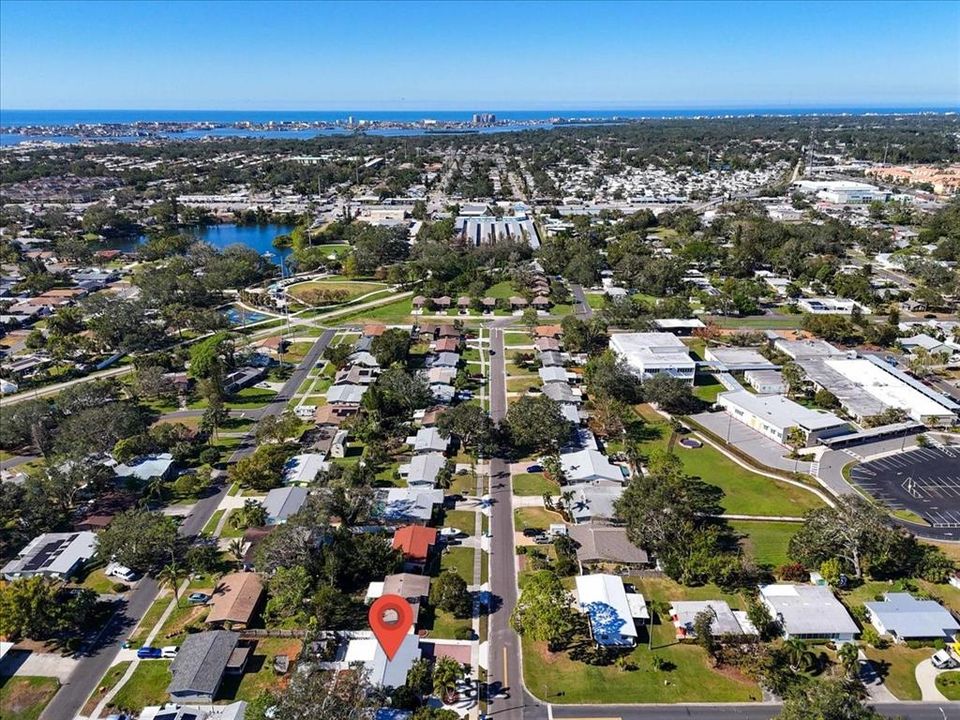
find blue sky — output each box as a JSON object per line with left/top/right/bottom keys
{"left": 1, "top": 0, "right": 957, "bottom": 110}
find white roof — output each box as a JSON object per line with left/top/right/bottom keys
{"left": 561, "top": 449, "right": 624, "bottom": 484}
{"left": 759, "top": 584, "right": 859, "bottom": 636}
{"left": 282, "top": 453, "right": 329, "bottom": 486}
{"left": 409, "top": 427, "right": 449, "bottom": 454}
{"left": 262, "top": 486, "right": 309, "bottom": 522}
{"left": 575, "top": 574, "right": 638, "bottom": 640}
{"left": 719, "top": 391, "right": 847, "bottom": 432}
{"left": 823, "top": 357, "right": 958, "bottom": 420}
{"left": 113, "top": 453, "right": 175, "bottom": 481}
{"left": 376, "top": 487, "right": 444, "bottom": 522}
{"left": 626, "top": 592, "right": 649, "bottom": 620}
{"left": 865, "top": 592, "right": 960, "bottom": 639}
{"left": 400, "top": 453, "right": 446, "bottom": 486}
{"left": 2, "top": 531, "right": 98, "bottom": 579}
{"left": 345, "top": 634, "right": 421, "bottom": 687}
{"left": 609, "top": 332, "right": 694, "bottom": 373}
{"left": 326, "top": 384, "right": 367, "bottom": 404}
{"left": 670, "top": 600, "right": 746, "bottom": 636}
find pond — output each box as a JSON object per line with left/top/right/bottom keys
{"left": 106, "top": 223, "right": 296, "bottom": 265}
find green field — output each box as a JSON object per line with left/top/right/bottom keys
{"left": 0, "top": 676, "right": 60, "bottom": 720}
{"left": 936, "top": 671, "right": 960, "bottom": 700}
{"left": 728, "top": 520, "right": 801, "bottom": 567}
{"left": 514, "top": 507, "right": 565, "bottom": 532}
{"left": 108, "top": 661, "right": 172, "bottom": 713}
{"left": 439, "top": 546, "right": 477, "bottom": 584}
{"left": 862, "top": 644, "right": 931, "bottom": 700}
{"left": 513, "top": 472, "right": 559, "bottom": 496}
{"left": 288, "top": 279, "right": 388, "bottom": 304}
{"left": 692, "top": 374, "right": 724, "bottom": 403}
{"left": 333, "top": 297, "right": 414, "bottom": 324}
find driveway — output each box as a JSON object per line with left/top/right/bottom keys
{"left": 689, "top": 411, "right": 812, "bottom": 474}
{"left": 0, "top": 650, "right": 79, "bottom": 682}
{"left": 915, "top": 658, "right": 949, "bottom": 701}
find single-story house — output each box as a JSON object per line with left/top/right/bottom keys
{"left": 535, "top": 325, "right": 563, "bottom": 338}
{"left": 431, "top": 352, "right": 460, "bottom": 368}
{"left": 263, "top": 486, "right": 309, "bottom": 524}
{"left": 539, "top": 350, "right": 564, "bottom": 367}
{"left": 430, "top": 383, "right": 455, "bottom": 404}
{"left": 345, "top": 634, "right": 421, "bottom": 688}
{"left": 539, "top": 366, "right": 571, "bottom": 384}
{"left": 406, "top": 427, "right": 450, "bottom": 454}
{"left": 206, "top": 572, "right": 264, "bottom": 629}
{"left": 167, "top": 630, "right": 241, "bottom": 703}
{"left": 542, "top": 382, "right": 579, "bottom": 404}
{"left": 367, "top": 573, "right": 431, "bottom": 630}
{"left": 224, "top": 367, "right": 266, "bottom": 394}
{"left": 759, "top": 584, "right": 859, "bottom": 641}
{"left": 864, "top": 592, "right": 960, "bottom": 642}
{"left": 2, "top": 531, "right": 97, "bottom": 580}
{"left": 670, "top": 600, "right": 755, "bottom": 640}
{"left": 570, "top": 485, "right": 624, "bottom": 524}
{"left": 560, "top": 449, "right": 625, "bottom": 485}
{"left": 568, "top": 524, "right": 652, "bottom": 569}
{"left": 139, "top": 701, "right": 248, "bottom": 720}
{"left": 112, "top": 453, "right": 176, "bottom": 482}
{"left": 575, "top": 574, "right": 638, "bottom": 647}
{"left": 434, "top": 337, "right": 460, "bottom": 353}
{"left": 425, "top": 368, "right": 457, "bottom": 386}
{"left": 326, "top": 383, "right": 367, "bottom": 405}
{"left": 335, "top": 365, "right": 380, "bottom": 385}
{"left": 535, "top": 337, "right": 561, "bottom": 352}
{"left": 375, "top": 488, "right": 444, "bottom": 525}
{"left": 314, "top": 404, "right": 359, "bottom": 427}
{"left": 283, "top": 453, "right": 329, "bottom": 486}
{"left": 391, "top": 525, "right": 439, "bottom": 570}
{"left": 399, "top": 453, "right": 447, "bottom": 487}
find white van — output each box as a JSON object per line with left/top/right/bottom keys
{"left": 105, "top": 563, "right": 137, "bottom": 582}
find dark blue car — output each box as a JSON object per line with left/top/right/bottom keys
{"left": 136, "top": 646, "right": 162, "bottom": 659}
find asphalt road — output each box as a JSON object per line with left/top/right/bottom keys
{"left": 569, "top": 284, "right": 593, "bottom": 318}
{"left": 40, "top": 329, "right": 336, "bottom": 720}
{"left": 485, "top": 324, "right": 549, "bottom": 720}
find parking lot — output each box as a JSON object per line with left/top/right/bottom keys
{"left": 851, "top": 446, "right": 960, "bottom": 528}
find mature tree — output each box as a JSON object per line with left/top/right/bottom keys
{"left": 365, "top": 367, "right": 433, "bottom": 418}
{"left": 157, "top": 560, "right": 185, "bottom": 607}
{"left": 642, "top": 374, "right": 701, "bottom": 414}
{"left": 560, "top": 315, "right": 609, "bottom": 355}
{"left": 323, "top": 343, "right": 353, "bottom": 369}
{"left": 135, "top": 365, "right": 177, "bottom": 401}
{"left": 265, "top": 565, "right": 312, "bottom": 626}
{"left": 96, "top": 510, "right": 179, "bottom": 574}
{"left": 693, "top": 609, "right": 719, "bottom": 661}
{"left": 55, "top": 401, "right": 149, "bottom": 456}
{"left": 437, "top": 403, "right": 495, "bottom": 462}
{"left": 776, "top": 678, "right": 881, "bottom": 720}
{"left": 0, "top": 577, "right": 97, "bottom": 640}
{"left": 430, "top": 571, "right": 472, "bottom": 618}
{"left": 0, "top": 398, "right": 58, "bottom": 456}
{"left": 229, "top": 443, "right": 296, "bottom": 492}
{"left": 583, "top": 350, "right": 642, "bottom": 403}
{"left": 510, "top": 570, "right": 578, "bottom": 651}
{"left": 504, "top": 395, "right": 571, "bottom": 452}
{"left": 370, "top": 328, "right": 412, "bottom": 367}
{"left": 270, "top": 665, "right": 380, "bottom": 719}
{"left": 254, "top": 411, "right": 302, "bottom": 444}
{"left": 188, "top": 331, "right": 235, "bottom": 381}
{"left": 313, "top": 584, "right": 364, "bottom": 630}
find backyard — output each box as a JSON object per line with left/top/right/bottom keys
{"left": 728, "top": 520, "right": 801, "bottom": 567}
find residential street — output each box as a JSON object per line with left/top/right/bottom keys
{"left": 39, "top": 329, "right": 336, "bottom": 720}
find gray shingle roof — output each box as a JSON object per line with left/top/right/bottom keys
{"left": 167, "top": 630, "right": 239, "bottom": 696}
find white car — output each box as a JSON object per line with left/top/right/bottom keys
{"left": 161, "top": 646, "right": 179, "bottom": 659}
{"left": 932, "top": 649, "right": 958, "bottom": 669}
{"left": 439, "top": 527, "right": 462, "bottom": 539}
{"left": 105, "top": 563, "right": 137, "bottom": 582}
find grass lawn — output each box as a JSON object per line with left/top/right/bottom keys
{"left": 522, "top": 619, "right": 760, "bottom": 703}
{"left": 692, "top": 374, "right": 724, "bottom": 403}
{"left": 628, "top": 575, "right": 746, "bottom": 608}
{"left": 936, "top": 671, "right": 960, "bottom": 700}
{"left": 219, "top": 510, "right": 245, "bottom": 538}
{"left": 155, "top": 601, "right": 210, "bottom": 645}
{"left": 128, "top": 594, "right": 172, "bottom": 647}
{"left": 504, "top": 331, "right": 533, "bottom": 346}
{"left": 201, "top": 509, "right": 225, "bottom": 536}
{"left": 216, "top": 638, "right": 302, "bottom": 701}
{"left": 728, "top": 520, "right": 800, "bottom": 567}
{"left": 862, "top": 645, "right": 930, "bottom": 700}
{"left": 288, "top": 279, "right": 387, "bottom": 304}
{"left": 513, "top": 472, "right": 559, "bottom": 497}
{"left": 0, "top": 676, "right": 60, "bottom": 720}
{"left": 108, "top": 661, "right": 172, "bottom": 713}
{"left": 514, "top": 507, "right": 565, "bottom": 532}
{"left": 333, "top": 297, "right": 413, "bottom": 324}
{"left": 485, "top": 280, "right": 516, "bottom": 299}
{"left": 448, "top": 472, "right": 481, "bottom": 495}
{"left": 585, "top": 292, "right": 606, "bottom": 309}
{"left": 82, "top": 661, "right": 131, "bottom": 715}
{"left": 423, "top": 606, "right": 473, "bottom": 640}
{"left": 639, "top": 411, "right": 823, "bottom": 516}
{"left": 442, "top": 509, "right": 480, "bottom": 536}
{"left": 439, "top": 546, "right": 477, "bottom": 584}
{"left": 708, "top": 315, "right": 802, "bottom": 330}
{"left": 225, "top": 387, "right": 278, "bottom": 409}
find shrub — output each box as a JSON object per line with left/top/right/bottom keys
{"left": 112, "top": 582, "right": 129, "bottom": 593}
{"left": 776, "top": 563, "right": 809, "bottom": 582}
{"left": 454, "top": 627, "right": 473, "bottom": 640}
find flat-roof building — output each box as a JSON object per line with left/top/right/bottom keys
{"left": 717, "top": 391, "right": 850, "bottom": 446}
{"left": 865, "top": 592, "right": 960, "bottom": 643}
{"left": 609, "top": 332, "right": 695, "bottom": 384}
{"left": 705, "top": 347, "right": 777, "bottom": 373}
{"left": 759, "top": 584, "right": 859, "bottom": 641}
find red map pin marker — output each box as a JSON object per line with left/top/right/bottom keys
{"left": 369, "top": 594, "right": 414, "bottom": 660}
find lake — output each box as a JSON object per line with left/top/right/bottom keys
{"left": 109, "top": 223, "right": 296, "bottom": 265}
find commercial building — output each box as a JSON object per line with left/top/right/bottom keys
{"left": 799, "top": 355, "right": 958, "bottom": 425}
{"left": 2, "top": 531, "right": 97, "bottom": 580}
{"left": 772, "top": 337, "right": 846, "bottom": 361}
{"left": 454, "top": 215, "right": 540, "bottom": 249}
{"left": 717, "top": 391, "right": 850, "bottom": 446}
{"left": 865, "top": 593, "right": 960, "bottom": 643}
{"left": 575, "top": 574, "right": 639, "bottom": 647}
{"left": 744, "top": 369, "right": 787, "bottom": 395}
{"left": 609, "top": 332, "right": 695, "bottom": 383}
{"left": 759, "top": 584, "right": 859, "bottom": 641}
{"left": 792, "top": 179, "right": 890, "bottom": 204}
{"left": 704, "top": 347, "right": 777, "bottom": 373}
{"left": 797, "top": 298, "right": 868, "bottom": 315}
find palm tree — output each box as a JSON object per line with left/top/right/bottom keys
{"left": 157, "top": 561, "right": 184, "bottom": 608}
{"left": 784, "top": 637, "right": 816, "bottom": 672}
{"left": 145, "top": 475, "right": 167, "bottom": 503}
{"left": 228, "top": 539, "right": 246, "bottom": 569}
{"left": 432, "top": 656, "right": 463, "bottom": 703}
{"left": 838, "top": 641, "right": 860, "bottom": 678}
{"left": 230, "top": 499, "right": 267, "bottom": 530}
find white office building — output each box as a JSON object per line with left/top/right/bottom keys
{"left": 609, "top": 332, "right": 695, "bottom": 384}
{"left": 717, "top": 391, "right": 850, "bottom": 446}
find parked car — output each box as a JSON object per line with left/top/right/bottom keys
{"left": 522, "top": 528, "right": 541, "bottom": 537}
{"left": 932, "top": 649, "right": 959, "bottom": 669}
{"left": 136, "top": 647, "right": 162, "bottom": 659}
{"left": 187, "top": 592, "right": 210, "bottom": 605}
{"left": 525, "top": 464, "right": 543, "bottom": 473}
{"left": 533, "top": 535, "right": 552, "bottom": 544}
{"left": 161, "top": 646, "right": 179, "bottom": 658}
{"left": 105, "top": 562, "right": 137, "bottom": 582}
{"left": 439, "top": 527, "right": 462, "bottom": 539}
